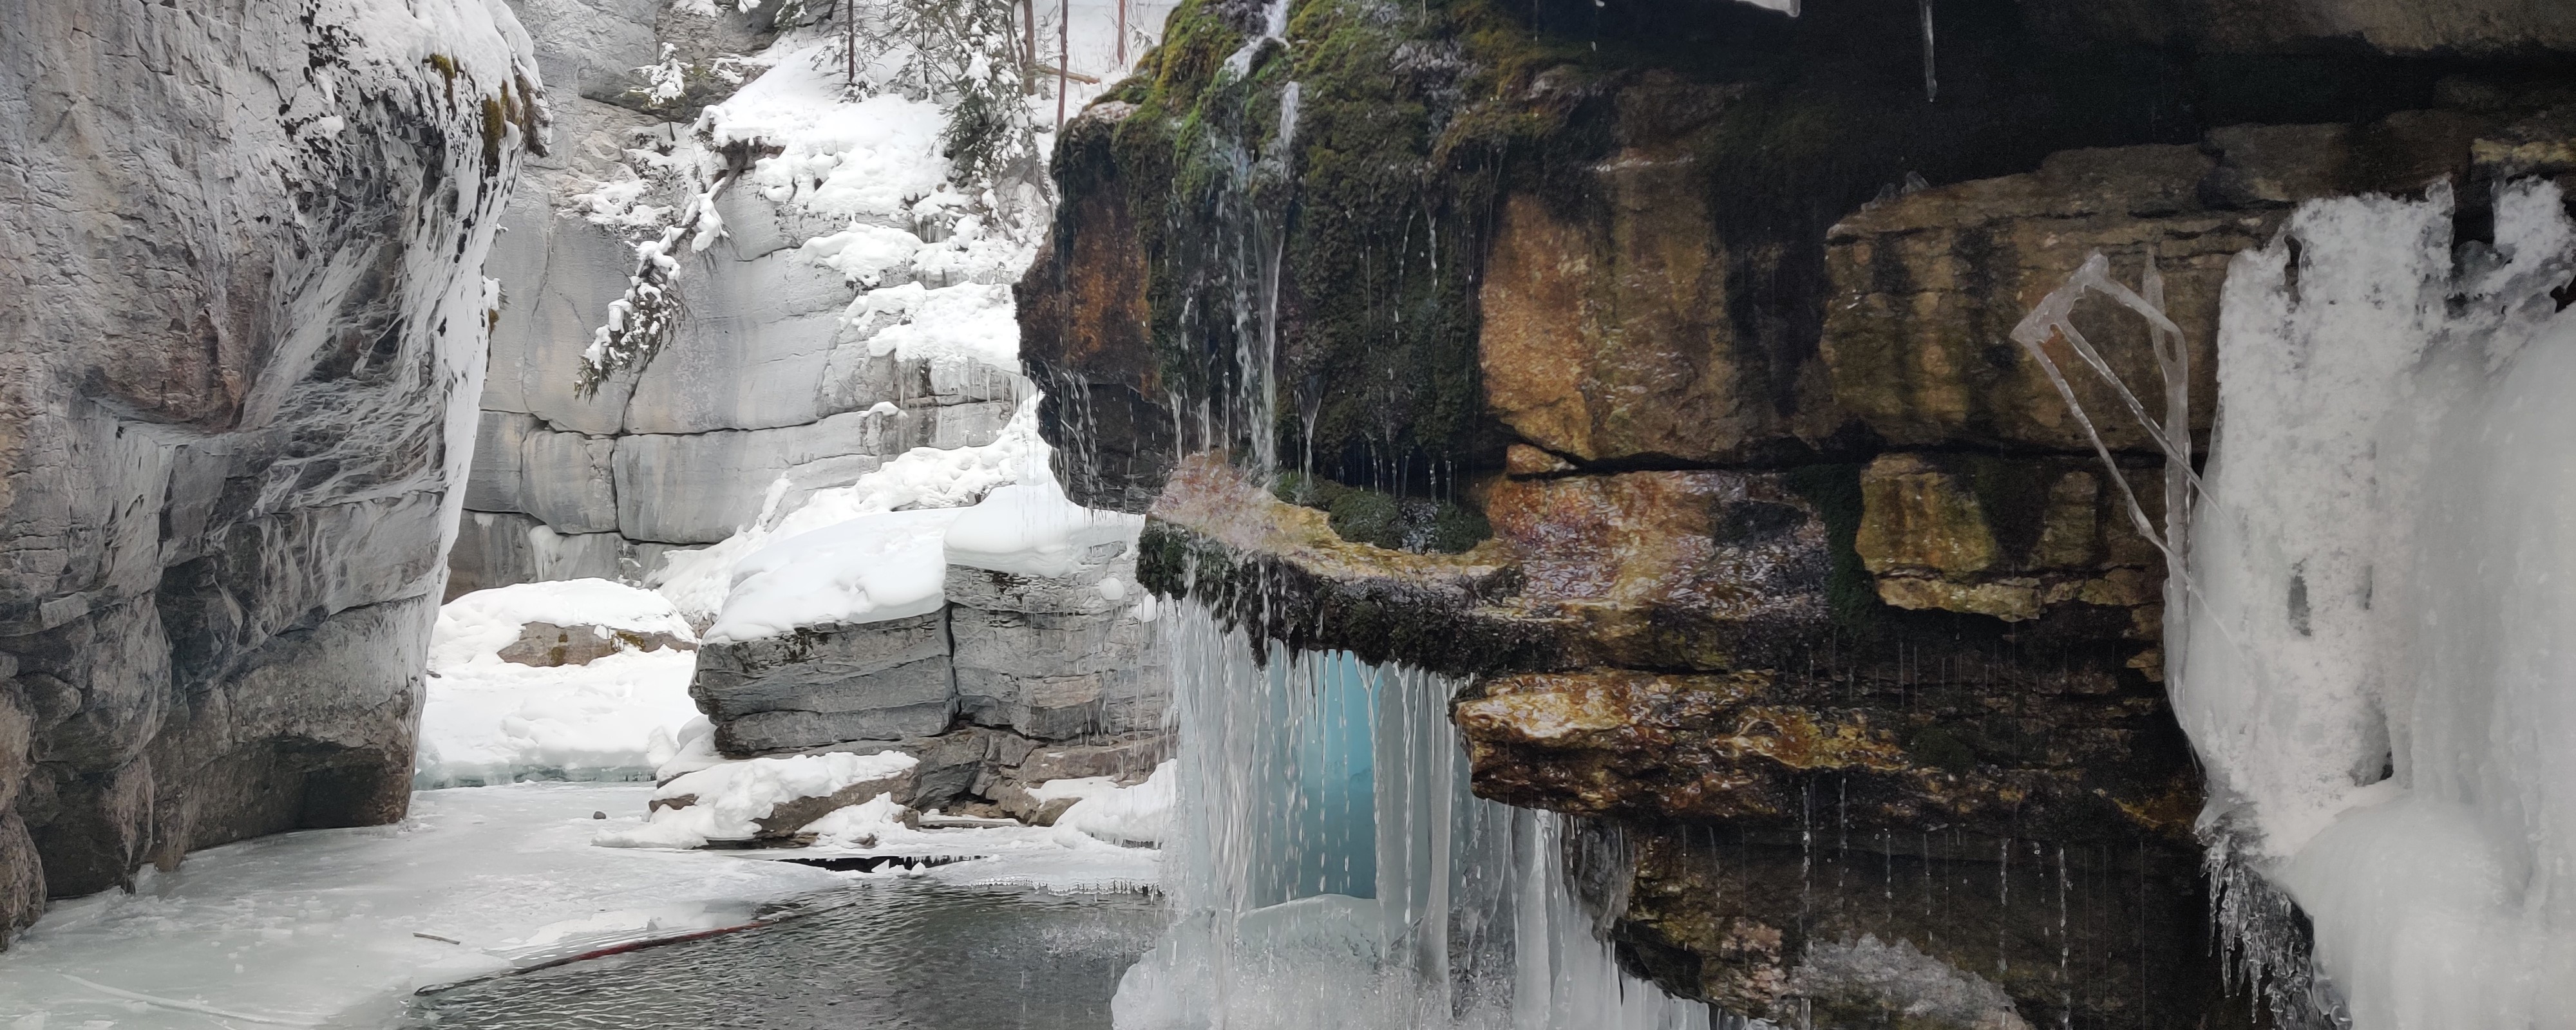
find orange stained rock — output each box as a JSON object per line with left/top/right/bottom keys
{"left": 1459, "top": 670, "right": 1908, "bottom": 776}
{"left": 1148, "top": 453, "right": 1513, "bottom": 584}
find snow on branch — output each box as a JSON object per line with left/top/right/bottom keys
{"left": 575, "top": 174, "right": 733, "bottom": 396}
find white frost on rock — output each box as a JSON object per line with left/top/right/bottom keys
{"left": 708, "top": 53, "right": 952, "bottom": 223}
{"left": 849, "top": 281, "right": 1024, "bottom": 366}
{"left": 801, "top": 222, "right": 929, "bottom": 286}
{"left": 654, "top": 716, "right": 726, "bottom": 780}
{"left": 686, "top": 433, "right": 1144, "bottom": 644}
{"left": 797, "top": 793, "right": 922, "bottom": 849}
{"left": 417, "top": 581, "right": 704, "bottom": 787}
{"left": 431, "top": 578, "right": 698, "bottom": 662}
{"left": 781, "top": 791, "right": 1163, "bottom": 892}
{"left": 701, "top": 507, "right": 961, "bottom": 643}
{"left": 596, "top": 751, "right": 922, "bottom": 848}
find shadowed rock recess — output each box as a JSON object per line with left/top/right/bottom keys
{"left": 1021, "top": 0, "right": 2576, "bottom": 1024}
{"left": 0, "top": 3, "right": 542, "bottom": 941}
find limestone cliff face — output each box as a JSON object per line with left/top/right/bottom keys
{"left": 449, "top": 1, "right": 1027, "bottom": 595}
{"left": 0, "top": 1, "right": 542, "bottom": 940}
{"left": 1025, "top": 0, "right": 2576, "bottom": 1024}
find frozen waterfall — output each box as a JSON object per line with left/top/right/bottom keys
{"left": 2179, "top": 177, "right": 2576, "bottom": 1027}
{"left": 1113, "top": 601, "right": 1723, "bottom": 1030}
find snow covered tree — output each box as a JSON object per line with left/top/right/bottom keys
{"left": 849, "top": 0, "right": 1043, "bottom": 195}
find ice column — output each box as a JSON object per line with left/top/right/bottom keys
{"left": 1115, "top": 601, "right": 1716, "bottom": 1030}
{"left": 2181, "top": 179, "right": 2576, "bottom": 1028}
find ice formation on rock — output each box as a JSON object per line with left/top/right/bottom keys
{"left": 2179, "top": 179, "right": 2576, "bottom": 1027}
{"left": 1115, "top": 602, "right": 1716, "bottom": 1030}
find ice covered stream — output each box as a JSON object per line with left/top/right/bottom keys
{"left": 0, "top": 783, "right": 844, "bottom": 1029}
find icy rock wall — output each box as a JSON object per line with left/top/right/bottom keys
{"left": 2179, "top": 180, "right": 2576, "bottom": 1028}
{"left": 451, "top": 0, "right": 1037, "bottom": 595}
{"left": 1028, "top": 0, "right": 2576, "bottom": 1022}
{"left": 0, "top": 1, "right": 541, "bottom": 940}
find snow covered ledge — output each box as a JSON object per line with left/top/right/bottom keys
{"left": 580, "top": 474, "right": 1175, "bottom": 852}
{"left": 689, "top": 478, "right": 1166, "bottom": 758}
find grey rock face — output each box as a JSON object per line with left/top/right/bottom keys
{"left": 951, "top": 610, "right": 1166, "bottom": 739}
{"left": 619, "top": 250, "right": 857, "bottom": 435}
{"left": 690, "top": 553, "right": 1168, "bottom": 759}
{"left": 945, "top": 551, "right": 1168, "bottom": 739}
{"left": 692, "top": 613, "right": 958, "bottom": 753}
{"left": 466, "top": 411, "right": 622, "bottom": 533}
{"left": 0, "top": 2, "right": 539, "bottom": 941}
{"left": 611, "top": 411, "right": 902, "bottom": 545}
{"left": 450, "top": 0, "right": 1030, "bottom": 586}
{"left": 447, "top": 512, "right": 630, "bottom": 599}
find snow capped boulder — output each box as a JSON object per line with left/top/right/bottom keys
{"left": 416, "top": 581, "right": 705, "bottom": 788}
{"left": 688, "top": 478, "right": 1166, "bottom": 756}
{"left": 601, "top": 750, "right": 921, "bottom": 848}
{"left": 1038, "top": 761, "right": 1176, "bottom": 846}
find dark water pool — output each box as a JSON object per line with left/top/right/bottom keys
{"left": 408, "top": 879, "right": 1164, "bottom": 1029}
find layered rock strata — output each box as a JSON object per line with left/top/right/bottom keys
{"left": 448, "top": 0, "right": 1027, "bottom": 595}
{"left": 1024, "top": 0, "right": 2576, "bottom": 1023}
{"left": 689, "top": 544, "right": 1169, "bottom": 814}
{"left": 0, "top": 1, "right": 540, "bottom": 941}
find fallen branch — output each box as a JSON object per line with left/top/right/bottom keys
{"left": 1030, "top": 62, "right": 1100, "bottom": 84}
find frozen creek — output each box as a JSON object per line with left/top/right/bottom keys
{"left": 0, "top": 782, "right": 1160, "bottom": 1029}
{"left": 0, "top": 589, "right": 1694, "bottom": 1030}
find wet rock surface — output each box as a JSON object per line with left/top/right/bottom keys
{"left": 1032, "top": 0, "right": 2576, "bottom": 1022}
{"left": 0, "top": 1, "right": 539, "bottom": 941}
{"left": 1598, "top": 821, "right": 2227, "bottom": 1029}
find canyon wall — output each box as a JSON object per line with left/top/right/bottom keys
{"left": 1021, "top": 0, "right": 2576, "bottom": 1024}
{"left": 0, "top": 1, "right": 542, "bottom": 941}
{"left": 448, "top": 0, "right": 1026, "bottom": 596}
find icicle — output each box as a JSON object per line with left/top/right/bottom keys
{"left": 1918, "top": 0, "right": 1936, "bottom": 104}
{"left": 1120, "top": 600, "right": 1716, "bottom": 1029}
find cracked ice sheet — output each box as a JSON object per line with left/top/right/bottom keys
{"left": 0, "top": 783, "right": 846, "bottom": 1029}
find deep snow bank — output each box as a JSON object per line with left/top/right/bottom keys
{"left": 416, "top": 581, "right": 703, "bottom": 788}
